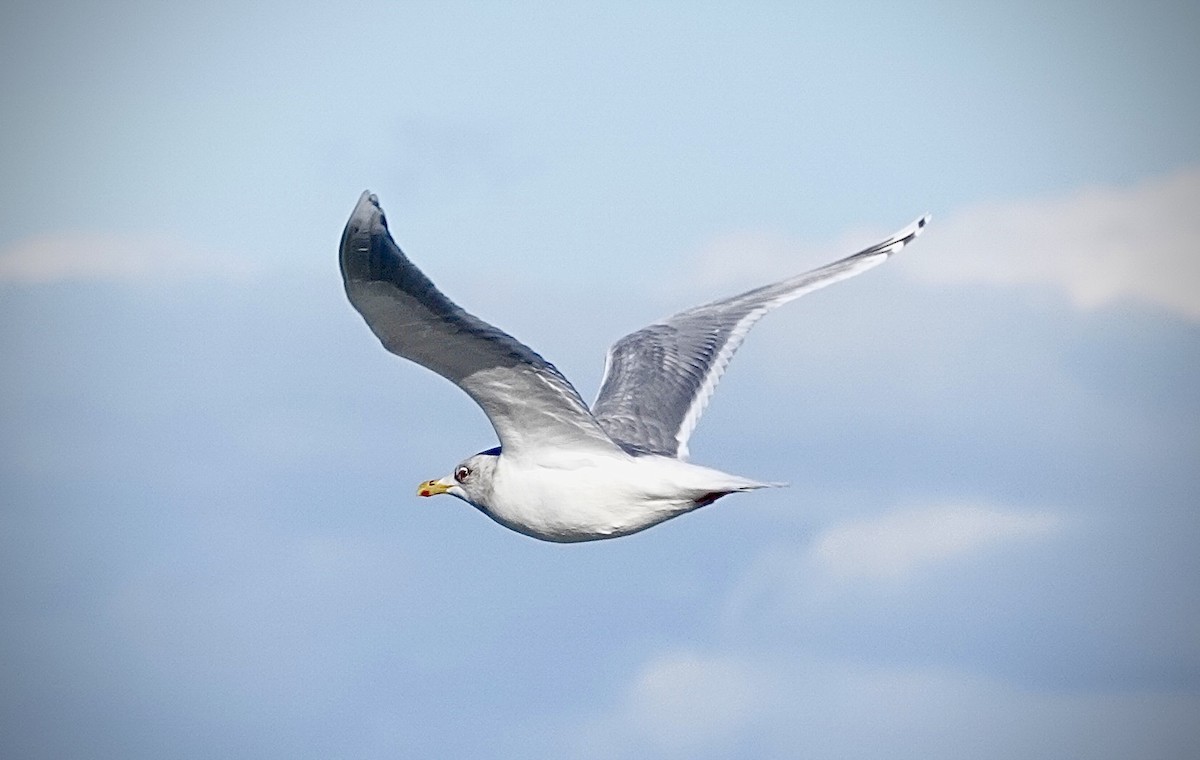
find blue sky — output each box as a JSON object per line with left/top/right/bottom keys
{"left": 2, "top": 1, "right": 1198, "bottom": 758}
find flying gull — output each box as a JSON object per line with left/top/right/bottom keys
{"left": 340, "top": 192, "right": 928, "bottom": 542}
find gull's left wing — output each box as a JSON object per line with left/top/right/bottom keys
{"left": 592, "top": 215, "right": 929, "bottom": 458}
{"left": 340, "top": 191, "right": 620, "bottom": 457}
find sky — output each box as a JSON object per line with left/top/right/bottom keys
{"left": 2, "top": 1, "right": 1198, "bottom": 758}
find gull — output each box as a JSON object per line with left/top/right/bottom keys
{"left": 340, "top": 191, "right": 928, "bottom": 542}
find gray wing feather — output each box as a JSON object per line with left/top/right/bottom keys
{"left": 592, "top": 215, "right": 930, "bottom": 458}
{"left": 340, "top": 191, "right": 619, "bottom": 455}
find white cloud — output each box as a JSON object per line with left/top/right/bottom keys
{"left": 572, "top": 651, "right": 770, "bottom": 758}
{"left": 810, "top": 504, "right": 1061, "bottom": 583}
{"left": 907, "top": 166, "right": 1200, "bottom": 318}
{"left": 567, "top": 650, "right": 1200, "bottom": 760}
{"left": 0, "top": 232, "right": 258, "bottom": 283}
{"left": 683, "top": 165, "right": 1200, "bottom": 319}
{"left": 720, "top": 503, "right": 1064, "bottom": 634}
{"left": 772, "top": 659, "right": 1200, "bottom": 759}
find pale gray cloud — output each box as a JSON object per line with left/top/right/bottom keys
{"left": 682, "top": 166, "right": 1200, "bottom": 319}
{"left": 908, "top": 166, "right": 1200, "bottom": 318}
{"left": 0, "top": 233, "right": 258, "bottom": 284}
{"left": 570, "top": 649, "right": 1200, "bottom": 760}
{"left": 571, "top": 651, "right": 771, "bottom": 759}
{"left": 720, "top": 501, "right": 1069, "bottom": 643}
{"left": 810, "top": 504, "right": 1061, "bottom": 583}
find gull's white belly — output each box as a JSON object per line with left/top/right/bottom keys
{"left": 479, "top": 454, "right": 767, "bottom": 542}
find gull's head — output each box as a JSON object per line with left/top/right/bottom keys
{"left": 417, "top": 446, "right": 500, "bottom": 506}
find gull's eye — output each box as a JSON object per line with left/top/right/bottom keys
{"left": 454, "top": 465, "right": 471, "bottom": 483}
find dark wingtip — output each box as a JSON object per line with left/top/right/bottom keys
{"left": 873, "top": 213, "right": 932, "bottom": 256}
{"left": 340, "top": 191, "right": 395, "bottom": 282}
{"left": 349, "top": 190, "right": 386, "bottom": 231}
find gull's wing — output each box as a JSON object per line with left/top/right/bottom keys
{"left": 340, "top": 191, "right": 620, "bottom": 456}
{"left": 592, "top": 215, "right": 930, "bottom": 458}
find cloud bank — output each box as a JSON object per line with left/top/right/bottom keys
{"left": 810, "top": 504, "right": 1061, "bottom": 583}
{"left": 908, "top": 166, "right": 1200, "bottom": 318}
{"left": 687, "top": 166, "right": 1200, "bottom": 319}
{"left": 573, "top": 649, "right": 1200, "bottom": 760}
{"left": 0, "top": 233, "right": 257, "bottom": 283}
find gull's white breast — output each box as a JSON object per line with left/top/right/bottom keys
{"left": 482, "top": 453, "right": 768, "bottom": 542}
